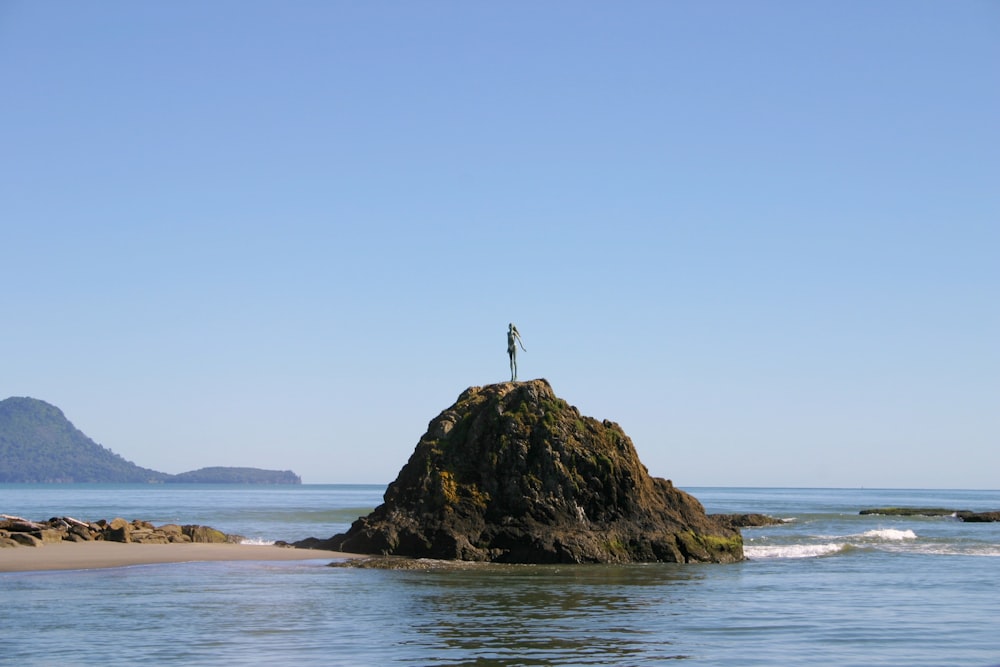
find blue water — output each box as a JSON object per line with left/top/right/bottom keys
{"left": 2, "top": 485, "right": 999, "bottom": 666}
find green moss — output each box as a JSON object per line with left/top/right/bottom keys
{"left": 604, "top": 537, "right": 627, "bottom": 556}
{"left": 684, "top": 530, "right": 744, "bottom": 557}
{"left": 437, "top": 470, "right": 491, "bottom": 510}
{"left": 438, "top": 470, "right": 459, "bottom": 505}
{"left": 465, "top": 483, "right": 491, "bottom": 509}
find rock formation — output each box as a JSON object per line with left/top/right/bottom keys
{"left": 304, "top": 379, "right": 743, "bottom": 563}
{"left": 859, "top": 508, "right": 1000, "bottom": 522}
{"left": 0, "top": 514, "right": 242, "bottom": 548}
{"left": 711, "top": 513, "right": 786, "bottom": 529}
{"left": 959, "top": 511, "right": 1000, "bottom": 522}
{"left": 859, "top": 507, "right": 967, "bottom": 517}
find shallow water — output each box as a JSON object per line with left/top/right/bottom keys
{"left": 3, "top": 485, "right": 999, "bottom": 666}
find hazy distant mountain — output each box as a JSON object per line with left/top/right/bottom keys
{"left": 167, "top": 466, "right": 301, "bottom": 484}
{"left": 0, "top": 397, "right": 167, "bottom": 483}
{"left": 0, "top": 397, "right": 300, "bottom": 484}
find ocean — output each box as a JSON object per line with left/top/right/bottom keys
{"left": 2, "top": 484, "right": 998, "bottom": 666}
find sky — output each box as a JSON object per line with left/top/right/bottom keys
{"left": 2, "top": 2, "right": 997, "bottom": 488}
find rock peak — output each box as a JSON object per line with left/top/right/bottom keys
{"left": 316, "top": 380, "right": 742, "bottom": 563}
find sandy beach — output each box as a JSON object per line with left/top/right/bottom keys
{"left": 0, "top": 541, "right": 357, "bottom": 573}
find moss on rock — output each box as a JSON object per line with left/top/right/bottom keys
{"left": 314, "top": 379, "right": 743, "bottom": 564}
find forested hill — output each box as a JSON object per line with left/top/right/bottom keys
{"left": 167, "top": 467, "right": 301, "bottom": 484}
{"left": 0, "top": 397, "right": 301, "bottom": 484}
{"left": 0, "top": 397, "right": 166, "bottom": 483}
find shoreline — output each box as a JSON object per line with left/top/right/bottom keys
{"left": 0, "top": 540, "right": 358, "bottom": 573}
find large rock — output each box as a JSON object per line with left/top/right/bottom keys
{"left": 9, "top": 532, "right": 42, "bottom": 547}
{"left": 106, "top": 517, "right": 132, "bottom": 543}
{"left": 182, "top": 525, "right": 229, "bottom": 543}
{"left": 313, "top": 380, "right": 742, "bottom": 564}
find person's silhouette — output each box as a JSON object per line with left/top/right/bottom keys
{"left": 507, "top": 323, "right": 526, "bottom": 381}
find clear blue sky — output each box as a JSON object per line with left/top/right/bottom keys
{"left": 2, "top": 2, "right": 997, "bottom": 487}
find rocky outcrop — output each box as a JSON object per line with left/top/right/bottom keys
{"left": 858, "top": 507, "right": 1000, "bottom": 522}
{"left": 859, "top": 507, "right": 968, "bottom": 517}
{"left": 959, "top": 511, "right": 1000, "bottom": 522}
{"left": 711, "top": 513, "right": 786, "bottom": 529}
{"left": 0, "top": 514, "right": 243, "bottom": 547}
{"left": 303, "top": 380, "right": 742, "bottom": 564}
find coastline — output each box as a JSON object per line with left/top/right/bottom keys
{"left": 0, "top": 541, "right": 358, "bottom": 573}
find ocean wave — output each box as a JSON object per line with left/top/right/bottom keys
{"left": 746, "top": 529, "right": 919, "bottom": 560}
{"left": 859, "top": 528, "right": 917, "bottom": 541}
{"left": 905, "top": 543, "right": 1000, "bottom": 558}
{"left": 239, "top": 538, "right": 276, "bottom": 546}
{"left": 744, "top": 543, "right": 848, "bottom": 560}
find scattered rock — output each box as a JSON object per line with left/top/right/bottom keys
{"left": 0, "top": 515, "right": 242, "bottom": 548}
{"left": 959, "top": 511, "right": 1000, "bottom": 523}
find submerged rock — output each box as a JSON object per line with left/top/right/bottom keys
{"left": 857, "top": 507, "right": 1000, "bottom": 522}
{"left": 711, "top": 513, "right": 787, "bottom": 529}
{"left": 859, "top": 508, "right": 968, "bottom": 517}
{"left": 306, "top": 379, "right": 742, "bottom": 564}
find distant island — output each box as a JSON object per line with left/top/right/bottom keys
{"left": 0, "top": 397, "right": 301, "bottom": 484}
{"left": 167, "top": 467, "right": 301, "bottom": 484}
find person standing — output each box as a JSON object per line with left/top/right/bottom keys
{"left": 507, "top": 323, "right": 526, "bottom": 382}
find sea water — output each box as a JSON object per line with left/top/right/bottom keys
{"left": 2, "top": 484, "right": 998, "bottom": 666}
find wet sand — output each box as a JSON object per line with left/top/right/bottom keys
{"left": 0, "top": 541, "right": 356, "bottom": 572}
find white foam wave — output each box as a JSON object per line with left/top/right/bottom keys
{"left": 860, "top": 528, "right": 917, "bottom": 541}
{"left": 746, "top": 528, "right": 926, "bottom": 560}
{"left": 745, "top": 543, "right": 846, "bottom": 560}
{"left": 914, "top": 544, "right": 1000, "bottom": 557}
{"left": 239, "top": 538, "right": 276, "bottom": 546}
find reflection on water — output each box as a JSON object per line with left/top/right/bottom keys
{"left": 387, "top": 564, "right": 705, "bottom": 665}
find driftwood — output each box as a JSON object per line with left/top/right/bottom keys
{"left": 1, "top": 514, "right": 44, "bottom": 530}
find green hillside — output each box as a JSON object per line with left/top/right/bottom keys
{"left": 0, "top": 397, "right": 167, "bottom": 483}
{"left": 0, "top": 397, "right": 301, "bottom": 484}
